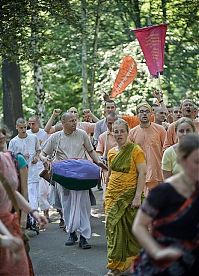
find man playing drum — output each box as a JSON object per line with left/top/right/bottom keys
{"left": 40, "top": 112, "right": 106, "bottom": 249}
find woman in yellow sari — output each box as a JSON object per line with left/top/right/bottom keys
{"left": 104, "top": 119, "right": 146, "bottom": 276}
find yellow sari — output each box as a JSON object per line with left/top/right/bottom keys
{"left": 105, "top": 143, "right": 145, "bottom": 272}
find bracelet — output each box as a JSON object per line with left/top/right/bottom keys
{"left": 159, "top": 99, "right": 163, "bottom": 103}
{"left": 29, "top": 209, "right": 39, "bottom": 217}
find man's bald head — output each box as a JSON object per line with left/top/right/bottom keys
{"left": 61, "top": 112, "right": 75, "bottom": 122}
{"left": 181, "top": 99, "right": 193, "bottom": 106}
{"left": 154, "top": 106, "right": 166, "bottom": 114}
{"left": 61, "top": 112, "right": 77, "bottom": 134}
{"left": 154, "top": 106, "right": 167, "bottom": 124}
{"left": 180, "top": 99, "right": 194, "bottom": 118}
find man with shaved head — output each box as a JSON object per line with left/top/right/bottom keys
{"left": 27, "top": 115, "right": 51, "bottom": 221}
{"left": 8, "top": 118, "right": 41, "bottom": 229}
{"left": 40, "top": 112, "right": 105, "bottom": 249}
{"left": 153, "top": 106, "right": 169, "bottom": 130}
{"left": 129, "top": 102, "right": 166, "bottom": 194}
{"left": 163, "top": 99, "right": 199, "bottom": 150}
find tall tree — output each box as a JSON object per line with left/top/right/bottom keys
{"left": 81, "top": 0, "right": 88, "bottom": 109}
{"left": 0, "top": 1, "right": 29, "bottom": 133}
{"left": 30, "top": 0, "right": 45, "bottom": 126}
{"left": 89, "top": 0, "right": 102, "bottom": 110}
{"left": 2, "top": 60, "right": 23, "bottom": 135}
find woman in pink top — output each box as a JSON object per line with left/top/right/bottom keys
{"left": 0, "top": 125, "right": 48, "bottom": 276}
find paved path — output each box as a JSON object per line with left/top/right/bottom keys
{"left": 30, "top": 189, "right": 108, "bottom": 276}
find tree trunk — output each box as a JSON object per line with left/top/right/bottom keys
{"left": 81, "top": 0, "right": 88, "bottom": 109}
{"left": 2, "top": 60, "right": 23, "bottom": 136}
{"left": 89, "top": 0, "right": 102, "bottom": 111}
{"left": 161, "top": 0, "right": 171, "bottom": 95}
{"left": 31, "top": 0, "right": 45, "bottom": 126}
{"left": 130, "top": 0, "right": 141, "bottom": 28}
{"left": 33, "top": 61, "right": 45, "bottom": 126}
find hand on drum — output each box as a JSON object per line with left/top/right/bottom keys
{"left": 98, "top": 160, "right": 108, "bottom": 170}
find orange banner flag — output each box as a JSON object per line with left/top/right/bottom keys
{"left": 111, "top": 56, "right": 137, "bottom": 98}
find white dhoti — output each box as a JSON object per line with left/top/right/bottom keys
{"left": 57, "top": 184, "right": 91, "bottom": 239}
{"left": 49, "top": 183, "right": 62, "bottom": 209}
{"left": 28, "top": 162, "right": 39, "bottom": 209}
{"left": 39, "top": 178, "right": 51, "bottom": 211}
{"left": 28, "top": 181, "right": 39, "bottom": 209}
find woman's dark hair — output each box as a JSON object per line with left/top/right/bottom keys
{"left": 178, "top": 133, "right": 199, "bottom": 160}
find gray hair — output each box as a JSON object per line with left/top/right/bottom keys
{"left": 113, "top": 118, "right": 129, "bottom": 133}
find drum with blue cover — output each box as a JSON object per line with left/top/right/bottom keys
{"left": 52, "top": 159, "right": 100, "bottom": 190}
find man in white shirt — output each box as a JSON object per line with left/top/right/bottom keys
{"left": 8, "top": 118, "right": 40, "bottom": 219}
{"left": 27, "top": 115, "right": 51, "bottom": 221}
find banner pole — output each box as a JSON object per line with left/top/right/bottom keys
{"left": 157, "top": 72, "right": 162, "bottom": 91}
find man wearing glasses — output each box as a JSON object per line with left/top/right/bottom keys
{"left": 129, "top": 103, "right": 166, "bottom": 195}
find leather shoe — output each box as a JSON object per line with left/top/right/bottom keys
{"left": 79, "top": 235, "right": 91, "bottom": 249}
{"left": 65, "top": 232, "right": 78, "bottom": 246}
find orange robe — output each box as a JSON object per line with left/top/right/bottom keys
{"left": 129, "top": 123, "right": 166, "bottom": 189}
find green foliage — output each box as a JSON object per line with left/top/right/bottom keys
{"left": 0, "top": 0, "right": 198, "bottom": 122}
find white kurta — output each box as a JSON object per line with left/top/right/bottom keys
{"left": 42, "top": 129, "right": 93, "bottom": 238}
{"left": 8, "top": 134, "right": 40, "bottom": 209}
{"left": 27, "top": 128, "right": 51, "bottom": 211}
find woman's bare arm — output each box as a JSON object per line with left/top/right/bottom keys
{"left": 132, "top": 162, "right": 146, "bottom": 207}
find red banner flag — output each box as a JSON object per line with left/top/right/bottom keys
{"left": 111, "top": 56, "right": 137, "bottom": 98}
{"left": 133, "top": 23, "right": 167, "bottom": 77}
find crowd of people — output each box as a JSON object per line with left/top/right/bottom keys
{"left": 0, "top": 90, "right": 199, "bottom": 276}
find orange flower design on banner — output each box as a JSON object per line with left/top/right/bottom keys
{"left": 111, "top": 56, "right": 137, "bottom": 98}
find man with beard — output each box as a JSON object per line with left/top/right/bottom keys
{"left": 129, "top": 103, "right": 166, "bottom": 194}
{"left": 163, "top": 99, "right": 199, "bottom": 150}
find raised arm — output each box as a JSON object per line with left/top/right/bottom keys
{"left": 44, "top": 109, "right": 62, "bottom": 134}
{"left": 83, "top": 109, "right": 99, "bottom": 123}
{"left": 153, "top": 90, "right": 168, "bottom": 113}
